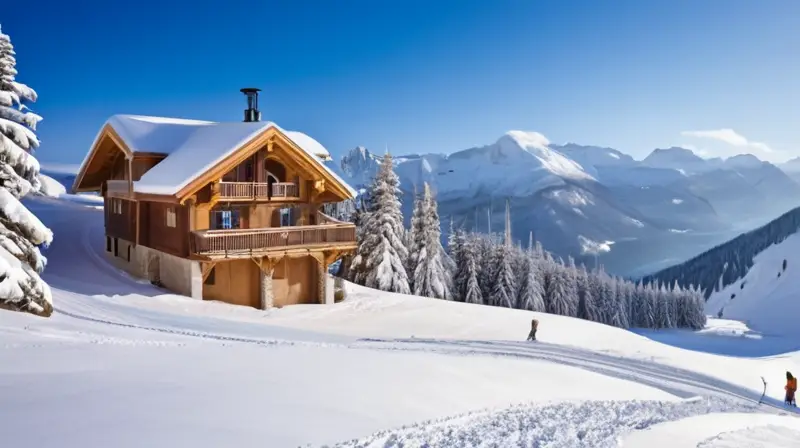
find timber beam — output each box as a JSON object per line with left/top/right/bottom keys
{"left": 200, "top": 261, "right": 217, "bottom": 282}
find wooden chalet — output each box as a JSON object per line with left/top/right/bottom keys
{"left": 72, "top": 88, "right": 357, "bottom": 308}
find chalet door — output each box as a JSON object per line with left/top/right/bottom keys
{"left": 266, "top": 173, "right": 278, "bottom": 199}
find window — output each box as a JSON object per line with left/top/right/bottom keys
{"left": 204, "top": 267, "right": 216, "bottom": 285}
{"left": 244, "top": 159, "right": 254, "bottom": 182}
{"left": 113, "top": 238, "right": 119, "bottom": 257}
{"left": 166, "top": 207, "right": 177, "bottom": 228}
{"left": 106, "top": 236, "right": 111, "bottom": 252}
{"left": 210, "top": 209, "right": 240, "bottom": 230}
{"left": 280, "top": 208, "right": 293, "bottom": 227}
{"left": 111, "top": 198, "right": 123, "bottom": 215}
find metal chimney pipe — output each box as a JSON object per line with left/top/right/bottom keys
{"left": 240, "top": 88, "right": 262, "bottom": 122}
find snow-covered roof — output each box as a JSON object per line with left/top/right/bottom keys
{"left": 82, "top": 114, "right": 353, "bottom": 197}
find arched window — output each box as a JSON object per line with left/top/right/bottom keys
{"left": 263, "top": 159, "right": 286, "bottom": 182}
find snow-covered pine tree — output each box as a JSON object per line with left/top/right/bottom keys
{"left": 517, "top": 249, "right": 545, "bottom": 312}
{"left": 0, "top": 26, "right": 52, "bottom": 317}
{"left": 353, "top": 153, "right": 410, "bottom": 294}
{"left": 412, "top": 183, "right": 451, "bottom": 299}
{"left": 684, "top": 284, "right": 707, "bottom": 330}
{"left": 489, "top": 242, "right": 516, "bottom": 308}
{"left": 460, "top": 235, "right": 483, "bottom": 305}
{"left": 474, "top": 234, "right": 496, "bottom": 299}
{"left": 611, "top": 276, "right": 630, "bottom": 328}
{"left": 576, "top": 264, "right": 600, "bottom": 321}
{"left": 547, "top": 262, "right": 578, "bottom": 316}
{"left": 406, "top": 189, "right": 425, "bottom": 290}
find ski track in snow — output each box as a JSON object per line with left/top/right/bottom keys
{"left": 328, "top": 397, "right": 761, "bottom": 448}
{"left": 352, "top": 338, "right": 794, "bottom": 414}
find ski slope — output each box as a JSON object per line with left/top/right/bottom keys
{"left": 707, "top": 232, "right": 800, "bottom": 338}
{"left": 1, "top": 185, "right": 799, "bottom": 447}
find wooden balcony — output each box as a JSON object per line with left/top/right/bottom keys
{"left": 218, "top": 181, "right": 299, "bottom": 201}
{"left": 190, "top": 218, "right": 356, "bottom": 258}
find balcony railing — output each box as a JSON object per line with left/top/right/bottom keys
{"left": 218, "top": 182, "right": 299, "bottom": 200}
{"left": 190, "top": 222, "right": 356, "bottom": 257}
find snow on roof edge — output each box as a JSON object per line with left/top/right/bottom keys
{"left": 76, "top": 114, "right": 355, "bottom": 199}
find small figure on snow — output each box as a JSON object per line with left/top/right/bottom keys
{"left": 527, "top": 318, "right": 539, "bottom": 341}
{"left": 785, "top": 371, "right": 797, "bottom": 407}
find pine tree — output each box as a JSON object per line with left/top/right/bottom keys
{"left": 412, "top": 183, "right": 451, "bottom": 299}
{"left": 547, "top": 262, "right": 578, "bottom": 316}
{"left": 576, "top": 264, "right": 600, "bottom": 321}
{"left": 406, "top": 189, "right": 425, "bottom": 289}
{"left": 460, "top": 235, "right": 483, "bottom": 305}
{"left": 517, "top": 250, "right": 545, "bottom": 311}
{"left": 353, "top": 153, "right": 410, "bottom": 294}
{"left": 474, "top": 235, "right": 496, "bottom": 299}
{"left": 489, "top": 243, "right": 516, "bottom": 308}
{"left": 0, "top": 26, "right": 52, "bottom": 317}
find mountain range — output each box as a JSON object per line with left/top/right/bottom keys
{"left": 326, "top": 131, "right": 800, "bottom": 277}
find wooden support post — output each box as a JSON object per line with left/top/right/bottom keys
{"left": 134, "top": 200, "right": 140, "bottom": 246}
{"left": 126, "top": 157, "right": 133, "bottom": 195}
{"left": 201, "top": 261, "right": 217, "bottom": 282}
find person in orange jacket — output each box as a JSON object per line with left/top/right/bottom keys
{"left": 785, "top": 371, "right": 797, "bottom": 406}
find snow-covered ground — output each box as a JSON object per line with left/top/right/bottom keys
{"left": 707, "top": 231, "right": 800, "bottom": 339}
{"left": 1, "top": 181, "right": 799, "bottom": 447}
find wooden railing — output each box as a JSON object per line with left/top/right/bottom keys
{"left": 218, "top": 182, "right": 299, "bottom": 200}
{"left": 190, "top": 223, "right": 356, "bottom": 256}
{"left": 317, "top": 211, "right": 347, "bottom": 225}
{"left": 272, "top": 182, "right": 299, "bottom": 198}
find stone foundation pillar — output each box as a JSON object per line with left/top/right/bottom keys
{"left": 318, "top": 260, "right": 327, "bottom": 304}
{"left": 260, "top": 266, "right": 274, "bottom": 310}
{"left": 189, "top": 261, "right": 203, "bottom": 300}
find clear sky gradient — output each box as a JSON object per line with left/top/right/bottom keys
{"left": 4, "top": 0, "right": 799, "bottom": 165}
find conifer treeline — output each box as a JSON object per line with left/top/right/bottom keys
{"left": 334, "top": 154, "right": 707, "bottom": 330}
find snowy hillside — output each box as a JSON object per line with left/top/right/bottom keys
{"left": 0, "top": 182, "right": 798, "bottom": 447}
{"left": 645, "top": 205, "right": 800, "bottom": 311}
{"left": 705, "top": 231, "right": 800, "bottom": 337}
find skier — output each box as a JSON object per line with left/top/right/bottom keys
{"left": 785, "top": 371, "right": 797, "bottom": 407}
{"left": 527, "top": 318, "right": 539, "bottom": 341}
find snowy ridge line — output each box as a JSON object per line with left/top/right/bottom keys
{"left": 354, "top": 337, "right": 797, "bottom": 415}
{"left": 52, "top": 306, "right": 305, "bottom": 348}
{"left": 323, "top": 396, "right": 761, "bottom": 448}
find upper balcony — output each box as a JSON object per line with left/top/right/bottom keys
{"left": 218, "top": 181, "right": 299, "bottom": 201}
{"left": 189, "top": 212, "right": 356, "bottom": 259}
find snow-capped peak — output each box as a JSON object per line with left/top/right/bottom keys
{"left": 495, "top": 131, "right": 593, "bottom": 180}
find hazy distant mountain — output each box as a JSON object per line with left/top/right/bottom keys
{"left": 641, "top": 147, "right": 713, "bottom": 175}
{"left": 778, "top": 157, "right": 800, "bottom": 185}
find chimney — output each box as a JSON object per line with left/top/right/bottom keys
{"left": 240, "top": 88, "right": 262, "bottom": 122}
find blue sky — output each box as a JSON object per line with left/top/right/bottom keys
{"left": 4, "top": 0, "right": 799, "bottom": 165}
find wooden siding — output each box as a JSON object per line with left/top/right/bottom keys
{"left": 132, "top": 156, "right": 164, "bottom": 181}
{"left": 139, "top": 201, "right": 190, "bottom": 257}
{"left": 104, "top": 197, "right": 136, "bottom": 242}
{"left": 272, "top": 256, "right": 318, "bottom": 307}
{"left": 202, "top": 259, "right": 260, "bottom": 308}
